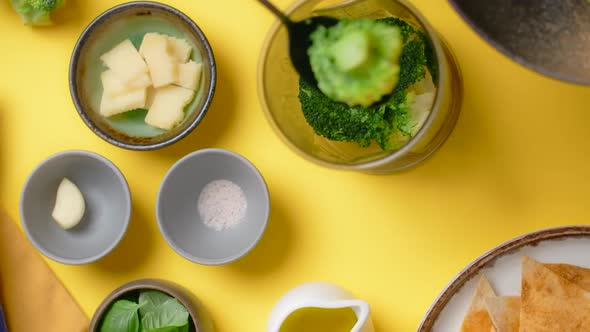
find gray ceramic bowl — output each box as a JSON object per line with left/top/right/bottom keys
{"left": 90, "top": 279, "right": 214, "bottom": 332}
{"left": 69, "top": 1, "right": 217, "bottom": 150}
{"left": 157, "top": 149, "right": 270, "bottom": 265}
{"left": 20, "top": 150, "right": 131, "bottom": 265}
{"left": 449, "top": 0, "right": 590, "bottom": 85}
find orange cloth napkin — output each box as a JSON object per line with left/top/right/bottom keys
{"left": 0, "top": 210, "right": 88, "bottom": 331}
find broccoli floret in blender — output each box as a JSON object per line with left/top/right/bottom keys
{"left": 308, "top": 19, "right": 404, "bottom": 108}
{"left": 300, "top": 17, "right": 437, "bottom": 151}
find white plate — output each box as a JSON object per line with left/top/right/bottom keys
{"left": 418, "top": 226, "right": 590, "bottom": 331}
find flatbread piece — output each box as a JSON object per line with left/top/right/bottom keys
{"left": 485, "top": 296, "right": 520, "bottom": 332}
{"left": 460, "top": 276, "right": 497, "bottom": 332}
{"left": 520, "top": 256, "right": 590, "bottom": 332}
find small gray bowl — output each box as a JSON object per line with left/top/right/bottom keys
{"left": 20, "top": 150, "right": 131, "bottom": 265}
{"left": 157, "top": 149, "right": 270, "bottom": 265}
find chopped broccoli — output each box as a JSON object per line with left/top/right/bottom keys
{"left": 10, "top": 0, "right": 65, "bottom": 26}
{"left": 421, "top": 34, "right": 438, "bottom": 83}
{"left": 300, "top": 78, "right": 394, "bottom": 148}
{"left": 378, "top": 17, "right": 415, "bottom": 40}
{"left": 308, "top": 19, "right": 403, "bottom": 107}
{"left": 299, "top": 17, "right": 436, "bottom": 151}
{"left": 380, "top": 17, "right": 438, "bottom": 82}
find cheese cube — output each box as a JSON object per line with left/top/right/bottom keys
{"left": 100, "top": 39, "right": 148, "bottom": 84}
{"left": 101, "top": 70, "right": 127, "bottom": 96}
{"left": 146, "top": 106, "right": 184, "bottom": 131}
{"left": 101, "top": 70, "right": 152, "bottom": 97}
{"left": 100, "top": 89, "right": 147, "bottom": 117}
{"left": 145, "top": 85, "right": 194, "bottom": 130}
{"left": 168, "top": 86, "right": 195, "bottom": 107}
{"left": 139, "top": 33, "right": 177, "bottom": 88}
{"left": 175, "top": 61, "right": 202, "bottom": 91}
{"left": 128, "top": 73, "right": 152, "bottom": 90}
{"left": 145, "top": 86, "right": 156, "bottom": 109}
{"left": 168, "top": 37, "right": 192, "bottom": 63}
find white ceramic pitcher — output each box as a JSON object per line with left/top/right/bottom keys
{"left": 267, "top": 282, "right": 375, "bottom": 332}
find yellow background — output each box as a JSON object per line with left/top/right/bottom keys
{"left": 1, "top": 0, "right": 589, "bottom": 331}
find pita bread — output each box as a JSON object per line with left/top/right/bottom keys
{"left": 520, "top": 256, "right": 590, "bottom": 332}
{"left": 460, "top": 276, "right": 497, "bottom": 332}
{"left": 546, "top": 263, "right": 590, "bottom": 291}
{"left": 485, "top": 296, "right": 520, "bottom": 332}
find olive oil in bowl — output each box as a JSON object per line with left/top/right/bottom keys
{"left": 279, "top": 307, "right": 358, "bottom": 332}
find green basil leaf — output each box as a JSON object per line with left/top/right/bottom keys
{"left": 138, "top": 291, "right": 174, "bottom": 317}
{"left": 140, "top": 298, "right": 189, "bottom": 330}
{"left": 100, "top": 300, "right": 141, "bottom": 332}
{"left": 142, "top": 324, "right": 188, "bottom": 332}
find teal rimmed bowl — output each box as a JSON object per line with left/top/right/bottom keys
{"left": 89, "top": 279, "right": 214, "bottom": 332}
{"left": 69, "top": 1, "right": 216, "bottom": 150}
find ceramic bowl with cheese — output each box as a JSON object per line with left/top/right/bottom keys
{"left": 69, "top": 1, "right": 216, "bottom": 150}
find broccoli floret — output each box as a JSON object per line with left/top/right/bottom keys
{"left": 300, "top": 79, "right": 395, "bottom": 148}
{"left": 30, "top": 0, "right": 61, "bottom": 10}
{"left": 10, "top": 0, "right": 65, "bottom": 26}
{"left": 308, "top": 19, "right": 403, "bottom": 107}
{"left": 380, "top": 17, "right": 438, "bottom": 83}
{"left": 421, "top": 33, "right": 438, "bottom": 83}
{"left": 387, "top": 38, "right": 426, "bottom": 135}
{"left": 299, "top": 17, "right": 436, "bottom": 150}
{"left": 378, "top": 17, "right": 415, "bottom": 40}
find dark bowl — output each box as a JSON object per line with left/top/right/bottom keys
{"left": 89, "top": 279, "right": 214, "bottom": 332}
{"left": 69, "top": 1, "right": 217, "bottom": 150}
{"left": 449, "top": 0, "right": 590, "bottom": 85}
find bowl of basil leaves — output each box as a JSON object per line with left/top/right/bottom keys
{"left": 90, "top": 279, "right": 214, "bottom": 332}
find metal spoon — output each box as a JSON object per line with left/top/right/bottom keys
{"left": 257, "top": 0, "right": 338, "bottom": 84}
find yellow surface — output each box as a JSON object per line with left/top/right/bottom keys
{"left": 0, "top": 0, "right": 589, "bottom": 331}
